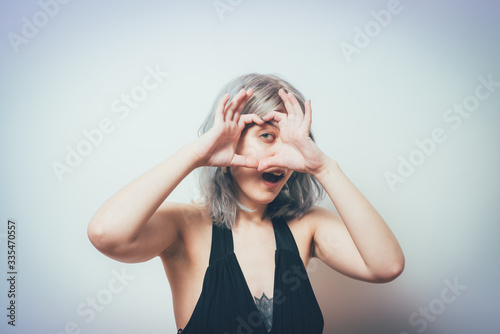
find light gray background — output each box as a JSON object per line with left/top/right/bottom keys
{"left": 1, "top": 0, "right": 499, "bottom": 333}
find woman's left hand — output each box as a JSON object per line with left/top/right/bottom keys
{"left": 257, "top": 88, "right": 330, "bottom": 175}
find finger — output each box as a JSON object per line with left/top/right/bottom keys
{"left": 278, "top": 88, "right": 295, "bottom": 119}
{"left": 225, "top": 89, "right": 245, "bottom": 122}
{"left": 225, "top": 89, "right": 246, "bottom": 122}
{"left": 232, "top": 88, "right": 254, "bottom": 121}
{"left": 262, "top": 111, "right": 286, "bottom": 124}
{"left": 215, "top": 93, "right": 230, "bottom": 123}
{"left": 278, "top": 88, "right": 289, "bottom": 103}
{"left": 303, "top": 99, "right": 312, "bottom": 131}
{"left": 230, "top": 154, "right": 259, "bottom": 169}
{"left": 257, "top": 156, "right": 286, "bottom": 172}
{"left": 230, "top": 89, "right": 252, "bottom": 118}
{"left": 238, "top": 114, "right": 265, "bottom": 129}
{"left": 287, "top": 92, "right": 304, "bottom": 120}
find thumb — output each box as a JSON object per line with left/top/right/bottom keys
{"left": 258, "top": 156, "right": 285, "bottom": 172}
{"left": 231, "top": 154, "right": 259, "bottom": 169}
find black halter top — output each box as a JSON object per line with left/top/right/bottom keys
{"left": 177, "top": 216, "right": 324, "bottom": 333}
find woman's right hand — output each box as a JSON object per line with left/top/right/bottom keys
{"left": 193, "top": 88, "right": 264, "bottom": 168}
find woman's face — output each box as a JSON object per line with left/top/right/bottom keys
{"left": 230, "top": 107, "right": 293, "bottom": 208}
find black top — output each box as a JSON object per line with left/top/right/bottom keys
{"left": 177, "top": 216, "right": 324, "bottom": 334}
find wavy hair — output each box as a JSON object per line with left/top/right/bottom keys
{"left": 195, "top": 73, "right": 325, "bottom": 229}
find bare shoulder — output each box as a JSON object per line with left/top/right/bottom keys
{"left": 158, "top": 200, "right": 212, "bottom": 263}
{"left": 289, "top": 205, "right": 341, "bottom": 232}
{"left": 286, "top": 206, "right": 342, "bottom": 263}
{"left": 158, "top": 201, "right": 208, "bottom": 229}
{"left": 154, "top": 200, "right": 210, "bottom": 232}
{"left": 284, "top": 206, "right": 333, "bottom": 264}
{"left": 304, "top": 205, "right": 342, "bottom": 225}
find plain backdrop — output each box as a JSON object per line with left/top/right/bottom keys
{"left": 1, "top": 0, "right": 499, "bottom": 333}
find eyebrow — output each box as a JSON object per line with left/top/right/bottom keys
{"left": 245, "top": 120, "right": 279, "bottom": 130}
{"left": 265, "top": 120, "right": 279, "bottom": 129}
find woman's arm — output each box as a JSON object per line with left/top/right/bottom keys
{"left": 259, "top": 89, "right": 404, "bottom": 282}
{"left": 87, "top": 143, "right": 201, "bottom": 263}
{"left": 310, "top": 159, "right": 405, "bottom": 283}
{"left": 88, "top": 88, "right": 264, "bottom": 263}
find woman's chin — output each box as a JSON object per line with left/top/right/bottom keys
{"left": 247, "top": 191, "right": 281, "bottom": 206}
{"left": 235, "top": 181, "right": 284, "bottom": 207}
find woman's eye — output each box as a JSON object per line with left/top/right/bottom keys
{"left": 260, "top": 133, "right": 275, "bottom": 141}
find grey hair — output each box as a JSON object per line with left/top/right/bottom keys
{"left": 195, "top": 73, "right": 325, "bottom": 229}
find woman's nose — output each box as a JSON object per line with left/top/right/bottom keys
{"left": 265, "top": 138, "right": 283, "bottom": 157}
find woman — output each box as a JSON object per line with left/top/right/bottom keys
{"left": 87, "top": 73, "right": 405, "bottom": 333}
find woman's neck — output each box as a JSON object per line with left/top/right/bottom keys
{"left": 234, "top": 205, "right": 270, "bottom": 229}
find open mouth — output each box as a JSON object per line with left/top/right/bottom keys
{"left": 261, "top": 171, "right": 285, "bottom": 186}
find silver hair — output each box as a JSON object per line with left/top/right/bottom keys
{"left": 194, "top": 73, "right": 325, "bottom": 229}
